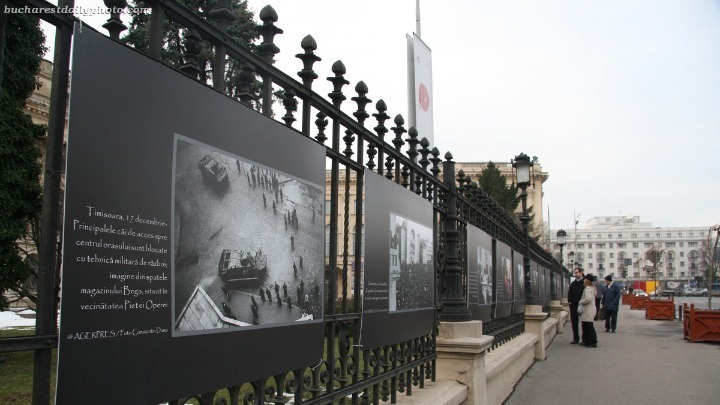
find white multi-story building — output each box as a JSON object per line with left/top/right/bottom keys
{"left": 549, "top": 216, "right": 710, "bottom": 280}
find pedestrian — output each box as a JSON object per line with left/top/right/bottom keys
{"left": 251, "top": 295, "right": 258, "bottom": 308}
{"left": 297, "top": 286, "right": 302, "bottom": 303}
{"left": 283, "top": 282, "right": 288, "bottom": 298}
{"left": 568, "top": 267, "right": 585, "bottom": 344}
{"left": 287, "top": 296, "right": 292, "bottom": 307}
{"left": 266, "top": 287, "right": 273, "bottom": 302}
{"left": 601, "top": 275, "right": 622, "bottom": 333}
{"left": 259, "top": 288, "right": 266, "bottom": 301}
{"left": 579, "top": 274, "right": 598, "bottom": 348}
{"left": 299, "top": 255, "right": 303, "bottom": 269}
{"left": 593, "top": 277, "right": 604, "bottom": 321}
{"left": 291, "top": 235, "right": 295, "bottom": 250}
{"left": 263, "top": 193, "right": 267, "bottom": 208}
{"left": 221, "top": 286, "right": 230, "bottom": 301}
{"left": 273, "top": 201, "right": 277, "bottom": 215}
{"left": 293, "top": 261, "right": 297, "bottom": 277}
{"left": 274, "top": 281, "right": 280, "bottom": 296}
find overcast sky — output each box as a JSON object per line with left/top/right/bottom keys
{"left": 48, "top": 0, "right": 720, "bottom": 231}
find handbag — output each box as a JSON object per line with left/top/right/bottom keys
{"left": 577, "top": 304, "right": 585, "bottom": 314}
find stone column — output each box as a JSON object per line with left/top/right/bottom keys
{"left": 524, "top": 305, "right": 549, "bottom": 361}
{"left": 549, "top": 300, "right": 564, "bottom": 334}
{"left": 436, "top": 321, "right": 495, "bottom": 405}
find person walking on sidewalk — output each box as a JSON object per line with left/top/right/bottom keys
{"left": 568, "top": 267, "right": 585, "bottom": 344}
{"left": 602, "top": 274, "right": 621, "bottom": 333}
{"left": 579, "top": 274, "right": 598, "bottom": 348}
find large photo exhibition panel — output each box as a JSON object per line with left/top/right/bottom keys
{"left": 467, "top": 225, "right": 493, "bottom": 321}
{"left": 362, "top": 170, "right": 435, "bottom": 349}
{"left": 494, "top": 241, "right": 512, "bottom": 318}
{"left": 57, "top": 27, "right": 325, "bottom": 404}
{"left": 512, "top": 250, "right": 525, "bottom": 313}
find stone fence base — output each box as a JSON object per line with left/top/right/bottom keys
{"left": 395, "top": 303, "right": 566, "bottom": 405}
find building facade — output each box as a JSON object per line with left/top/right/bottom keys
{"left": 549, "top": 216, "right": 710, "bottom": 280}
{"left": 455, "top": 161, "right": 548, "bottom": 245}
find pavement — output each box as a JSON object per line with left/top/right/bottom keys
{"left": 504, "top": 302, "right": 720, "bottom": 405}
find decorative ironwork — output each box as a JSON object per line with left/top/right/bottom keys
{"left": 0, "top": 1, "right": 571, "bottom": 404}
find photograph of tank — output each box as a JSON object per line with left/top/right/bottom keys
{"left": 172, "top": 136, "right": 324, "bottom": 333}
{"left": 388, "top": 213, "right": 434, "bottom": 312}
{"left": 477, "top": 246, "right": 493, "bottom": 304}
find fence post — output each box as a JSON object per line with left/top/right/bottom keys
{"left": 33, "top": 2, "right": 74, "bottom": 403}
{"left": 440, "top": 153, "right": 471, "bottom": 322}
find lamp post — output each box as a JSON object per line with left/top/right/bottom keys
{"left": 569, "top": 250, "right": 575, "bottom": 269}
{"left": 555, "top": 229, "right": 567, "bottom": 301}
{"left": 512, "top": 152, "right": 534, "bottom": 304}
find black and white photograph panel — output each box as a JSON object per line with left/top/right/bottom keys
{"left": 502, "top": 256, "right": 513, "bottom": 301}
{"left": 388, "top": 212, "right": 434, "bottom": 312}
{"left": 478, "top": 246, "right": 493, "bottom": 305}
{"left": 172, "top": 135, "right": 324, "bottom": 333}
{"left": 516, "top": 262, "right": 524, "bottom": 298}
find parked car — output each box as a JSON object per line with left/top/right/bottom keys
{"left": 633, "top": 289, "right": 648, "bottom": 297}
{"left": 710, "top": 283, "right": 720, "bottom": 297}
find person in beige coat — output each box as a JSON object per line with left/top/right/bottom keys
{"left": 579, "top": 274, "right": 598, "bottom": 347}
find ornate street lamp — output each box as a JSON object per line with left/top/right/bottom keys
{"left": 512, "top": 152, "right": 534, "bottom": 304}
{"left": 569, "top": 250, "right": 575, "bottom": 268}
{"left": 555, "top": 229, "right": 567, "bottom": 300}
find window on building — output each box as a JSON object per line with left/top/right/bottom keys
{"left": 666, "top": 242, "right": 675, "bottom": 248}
{"left": 618, "top": 234, "right": 622, "bottom": 238}
{"left": 678, "top": 233, "right": 682, "bottom": 237}
{"left": 618, "top": 243, "right": 626, "bottom": 248}
{"left": 680, "top": 261, "right": 685, "bottom": 267}
{"left": 681, "top": 271, "right": 685, "bottom": 277}
{"left": 680, "top": 242, "right": 684, "bottom": 247}
{"left": 608, "top": 234, "right": 613, "bottom": 239}
{"left": 577, "top": 243, "right": 585, "bottom": 249}
{"left": 645, "top": 233, "right": 650, "bottom": 238}
{"left": 587, "top": 234, "right": 591, "bottom": 239}
{"left": 325, "top": 225, "right": 331, "bottom": 255}
{"left": 588, "top": 244, "right": 592, "bottom": 249}
{"left": 688, "top": 242, "right": 698, "bottom": 247}
{"left": 666, "top": 233, "right": 671, "bottom": 237}
{"left": 631, "top": 233, "right": 637, "bottom": 239}
{"left": 689, "top": 232, "right": 694, "bottom": 237}
{"left": 610, "top": 253, "right": 614, "bottom": 258}
{"left": 353, "top": 224, "right": 365, "bottom": 253}
{"left": 596, "top": 234, "right": 601, "bottom": 239}
{"left": 596, "top": 243, "right": 605, "bottom": 249}
{"left": 589, "top": 263, "right": 594, "bottom": 269}
{"left": 610, "top": 263, "right": 615, "bottom": 268}
{"left": 680, "top": 252, "right": 685, "bottom": 257}
{"left": 633, "top": 253, "right": 639, "bottom": 258}
{"left": 701, "top": 232, "right": 705, "bottom": 237}
{"left": 609, "top": 243, "right": 614, "bottom": 248}
{"left": 644, "top": 243, "right": 653, "bottom": 248}
{"left": 354, "top": 199, "right": 365, "bottom": 214}
{"left": 589, "top": 253, "right": 593, "bottom": 259}
{"left": 656, "top": 233, "right": 661, "bottom": 237}
{"left": 632, "top": 242, "right": 638, "bottom": 248}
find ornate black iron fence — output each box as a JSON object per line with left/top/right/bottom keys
{"left": 0, "top": 1, "right": 568, "bottom": 404}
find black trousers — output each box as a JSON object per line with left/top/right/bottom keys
{"left": 570, "top": 304, "right": 580, "bottom": 342}
{"left": 581, "top": 321, "right": 597, "bottom": 345}
{"left": 594, "top": 298, "right": 602, "bottom": 320}
{"left": 605, "top": 309, "right": 618, "bottom": 331}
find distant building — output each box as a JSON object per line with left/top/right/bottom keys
{"left": 454, "top": 161, "right": 548, "bottom": 245}
{"left": 549, "top": 216, "right": 710, "bottom": 280}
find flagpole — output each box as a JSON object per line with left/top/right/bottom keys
{"left": 416, "top": 0, "right": 421, "bottom": 38}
